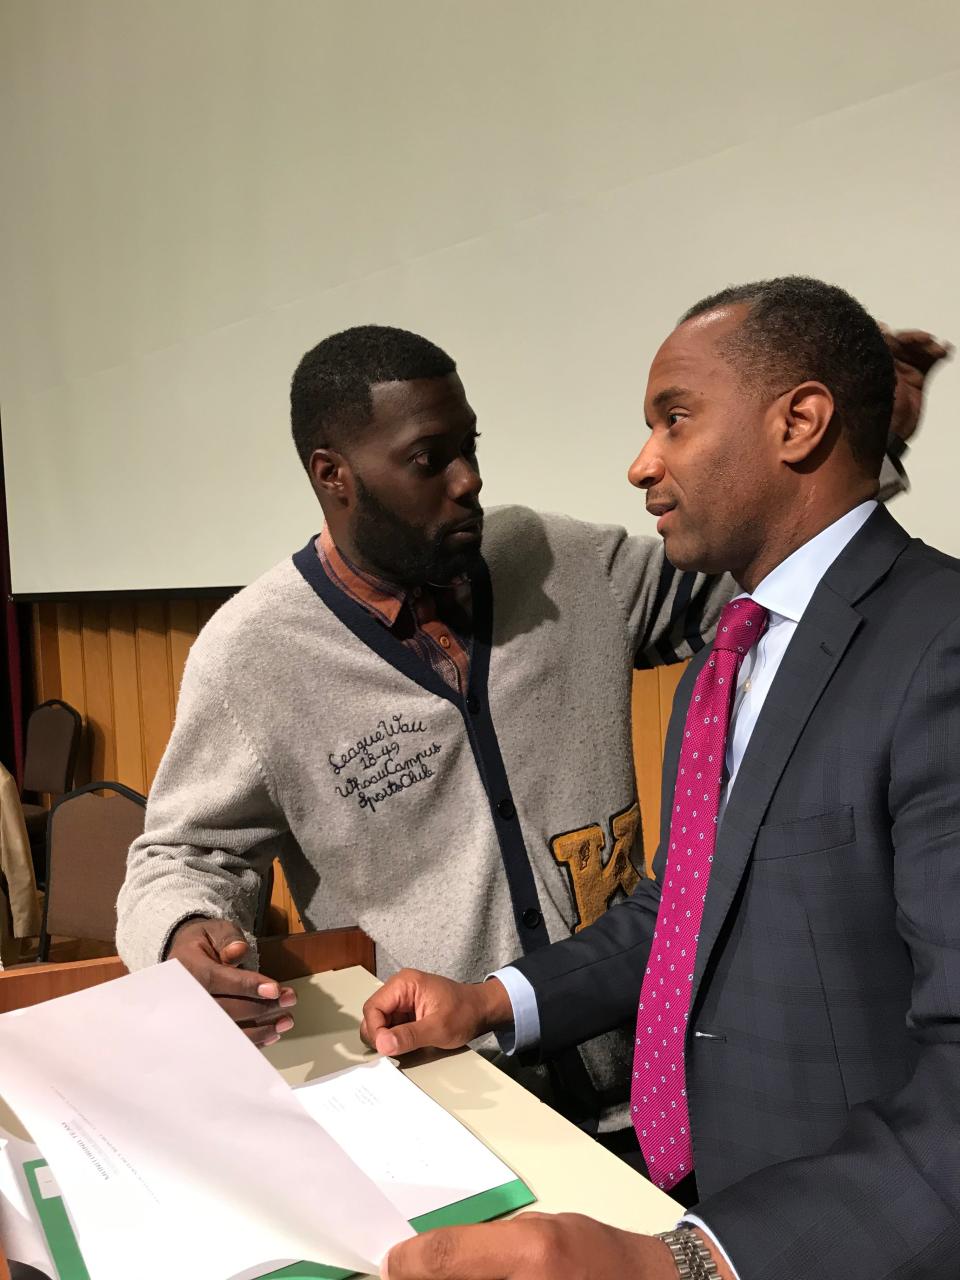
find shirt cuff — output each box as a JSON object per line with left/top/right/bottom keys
{"left": 486, "top": 966, "right": 541, "bottom": 1054}
{"left": 681, "top": 1216, "right": 741, "bottom": 1280}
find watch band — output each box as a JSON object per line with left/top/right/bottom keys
{"left": 655, "top": 1227, "right": 720, "bottom": 1279}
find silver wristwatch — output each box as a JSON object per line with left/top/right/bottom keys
{"left": 655, "top": 1228, "right": 720, "bottom": 1279}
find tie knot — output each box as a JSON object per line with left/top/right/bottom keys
{"left": 713, "top": 598, "right": 768, "bottom": 654}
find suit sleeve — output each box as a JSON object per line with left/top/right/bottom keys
{"left": 509, "top": 881, "right": 659, "bottom": 1053}
{"left": 592, "top": 524, "right": 735, "bottom": 668}
{"left": 115, "top": 645, "right": 297, "bottom": 970}
{"left": 694, "top": 614, "right": 960, "bottom": 1280}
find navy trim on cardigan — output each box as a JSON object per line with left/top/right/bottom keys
{"left": 292, "top": 534, "right": 601, "bottom": 1129}
{"left": 680, "top": 573, "right": 718, "bottom": 656}
{"left": 292, "top": 539, "right": 458, "bottom": 703}
{"left": 652, "top": 568, "right": 694, "bottom": 666}
{"left": 292, "top": 536, "right": 551, "bottom": 953}
{"left": 635, "top": 557, "right": 677, "bottom": 668}
{"left": 457, "top": 558, "right": 554, "bottom": 953}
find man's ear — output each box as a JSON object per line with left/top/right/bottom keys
{"left": 777, "top": 381, "right": 836, "bottom": 464}
{"left": 310, "top": 447, "right": 354, "bottom": 506}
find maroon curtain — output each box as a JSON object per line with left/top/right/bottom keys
{"left": 0, "top": 418, "right": 26, "bottom": 784}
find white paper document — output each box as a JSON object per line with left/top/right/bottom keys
{"left": 0, "top": 962, "right": 415, "bottom": 1280}
{"left": 296, "top": 1058, "right": 519, "bottom": 1222}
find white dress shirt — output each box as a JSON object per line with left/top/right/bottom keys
{"left": 491, "top": 500, "right": 878, "bottom": 1274}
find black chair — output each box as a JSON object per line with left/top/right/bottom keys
{"left": 38, "top": 779, "right": 277, "bottom": 959}
{"left": 20, "top": 699, "right": 83, "bottom": 884}
{"left": 38, "top": 781, "right": 146, "bottom": 962}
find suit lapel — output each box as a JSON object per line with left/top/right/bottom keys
{"left": 688, "top": 506, "right": 911, "bottom": 1006}
{"left": 690, "top": 593, "right": 861, "bottom": 1000}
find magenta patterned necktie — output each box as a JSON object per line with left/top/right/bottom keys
{"left": 631, "top": 597, "right": 768, "bottom": 1189}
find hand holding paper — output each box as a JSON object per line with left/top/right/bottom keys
{"left": 0, "top": 963, "right": 413, "bottom": 1280}
{"left": 165, "top": 917, "right": 298, "bottom": 1047}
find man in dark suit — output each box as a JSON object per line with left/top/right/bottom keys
{"left": 360, "top": 277, "right": 959, "bottom": 1280}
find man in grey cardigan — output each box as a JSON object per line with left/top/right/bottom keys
{"left": 116, "top": 321, "right": 944, "bottom": 1128}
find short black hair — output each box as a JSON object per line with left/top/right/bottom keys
{"left": 681, "top": 276, "right": 894, "bottom": 473}
{"left": 290, "top": 324, "right": 457, "bottom": 467}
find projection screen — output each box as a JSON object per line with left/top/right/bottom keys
{"left": 1, "top": 0, "right": 958, "bottom": 594}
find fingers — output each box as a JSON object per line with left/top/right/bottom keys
{"left": 219, "top": 938, "right": 249, "bottom": 965}
{"left": 243, "top": 1014, "right": 296, "bottom": 1049}
{"left": 215, "top": 994, "right": 283, "bottom": 1023}
{"left": 211, "top": 971, "right": 297, "bottom": 1026}
{"left": 887, "top": 327, "right": 951, "bottom": 352}
{"left": 192, "top": 956, "right": 299, "bottom": 1026}
{"left": 377, "top": 1011, "right": 465, "bottom": 1056}
{"left": 360, "top": 1000, "right": 391, "bottom": 1050}
{"left": 360, "top": 972, "right": 423, "bottom": 1049}
{"left": 884, "top": 329, "right": 954, "bottom": 373}
{"left": 201, "top": 957, "right": 280, "bottom": 1001}
{"left": 383, "top": 1222, "right": 525, "bottom": 1280}
{"left": 362, "top": 971, "right": 502, "bottom": 1056}
{"left": 362, "top": 972, "right": 459, "bottom": 1056}
{"left": 201, "top": 918, "right": 249, "bottom": 954}
{"left": 167, "top": 916, "right": 299, "bottom": 1041}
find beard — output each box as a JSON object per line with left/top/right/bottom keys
{"left": 351, "top": 478, "right": 483, "bottom": 586}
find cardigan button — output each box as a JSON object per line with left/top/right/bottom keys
{"left": 522, "top": 908, "right": 542, "bottom": 930}
{"left": 497, "top": 797, "right": 516, "bottom": 820}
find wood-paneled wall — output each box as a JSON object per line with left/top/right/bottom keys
{"left": 30, "top": 597, "right": 302, "bottom": 934}
{"left": 632, "top": 664, "right": 687, "bottom": 871}
{"left": 32, "top": 600, "right": 223, "bottom": 793}
{"left": 30, "top": 601, "right": 686, "bottom": 928}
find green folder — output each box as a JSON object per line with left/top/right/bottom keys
{"left": 24, "top": 1157, "right": 534, "bottom": 1280}
{"left": 23, "top": 1160, "right": 91, "bottom": 1280}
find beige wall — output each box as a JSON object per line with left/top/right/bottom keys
{"left": 1, "top": 1, "right": 958, "bottom": 595}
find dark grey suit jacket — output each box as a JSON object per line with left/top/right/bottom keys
{"left": 513, "top": 507, "right": 960, "bottom": 1279}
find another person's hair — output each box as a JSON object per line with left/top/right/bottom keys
{"left": 291, "top": 324, "right": 456, "bottom": 467}
{"left": 682, "top": 277, "right": 894, "bottom": 473}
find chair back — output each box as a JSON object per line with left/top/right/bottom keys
{"left": 21, "top": 700, "right": 82, "bottom": 797}
{"left": 39, "top": 782, "right": 146, "bottom": 959}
